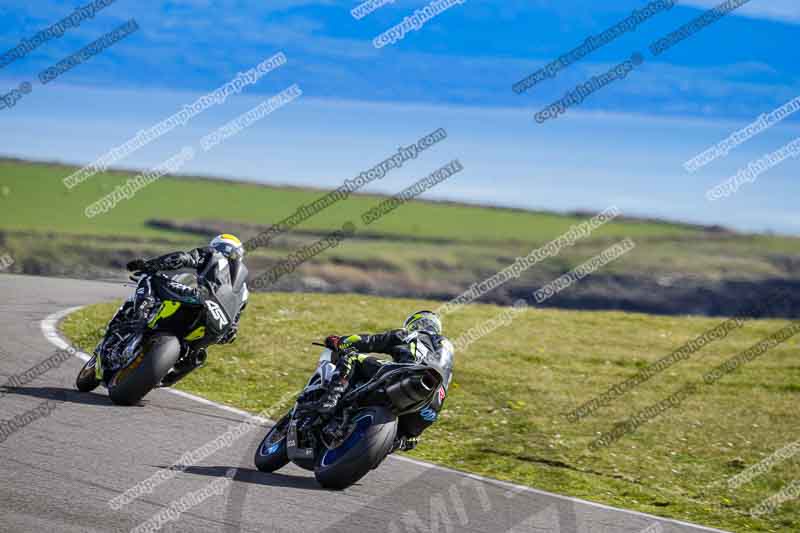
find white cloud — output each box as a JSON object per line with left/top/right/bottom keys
{"left": 680, "top": 0, "right": 800, "bottom": 24}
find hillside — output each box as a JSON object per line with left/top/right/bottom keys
{"left": 2, "top": 158, "right": 800, "bottom": 318}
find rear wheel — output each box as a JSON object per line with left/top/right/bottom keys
{"left": 108, "top": 335, "right": 181, "bottom": 406}
{"left": 254, "top": 413, "right": 291, "bottom": 473}
{"left": 314, "top": 406, "right": 397, "bottom": 490}
{"left": 75, "top": 355, "right": 100, "bottom": 392}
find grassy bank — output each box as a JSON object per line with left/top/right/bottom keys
{"left": 62, "top": 293, "right": 799, "bottom": 532}
{"left": 0, "top": 158, "right": 695, "bottom": 244}
{"left": 4, "top": 158, "right": 800, "bottom": 319}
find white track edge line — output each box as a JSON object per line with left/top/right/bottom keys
{"left": 41, "top": 306, "right": 729, "bottom": 533}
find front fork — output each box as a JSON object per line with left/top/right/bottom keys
{"left": 95, "top": 276, "right": 158, "bottom": 381}
{"left": 95, "top": 353, "right": 103, "bottom": 381}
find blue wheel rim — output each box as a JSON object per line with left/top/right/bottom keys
{"left": 259, "top": 423, "right": 288, "bottom": 456}
{"left": 260, "top": 440, "right": 283, "bottom": 456}
{"left": 320, "top": 414, "right": 374, "bottom": 467}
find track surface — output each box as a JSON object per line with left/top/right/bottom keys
{"left": 0, "top": 274, "right": 728, "bottom": 533}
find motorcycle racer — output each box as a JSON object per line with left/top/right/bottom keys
{"left": 320, "top": 310, "right": 453, "bottom": 451}
{"left": 105, "top": 234, "right": 249, "bottom": 385}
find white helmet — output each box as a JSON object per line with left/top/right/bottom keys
{"left": 210, "top": 234, "right": 245, "bottom": 261}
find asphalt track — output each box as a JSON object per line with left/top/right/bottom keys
{"left": 0, "top": 274, "right": 730, "bottom": 533}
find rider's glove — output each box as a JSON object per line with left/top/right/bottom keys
{"left": 339, "top": 335, "right": 361, "bottom": 351}
{"left": 126, "top": 259, "right": 148, "bottom": 272}
{"left": 219, "top": 324, "right": 238, "bottom": 344}
{"left": 324, "top": 335, "right": 341, "bottom": 351}
{"left": 325, "top": 334, "right": 361, "bottom": 353}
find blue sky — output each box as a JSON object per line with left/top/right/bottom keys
{"left": 1, "top": 0, "right": 798, "bottom": 233}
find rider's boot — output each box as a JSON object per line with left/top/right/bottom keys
{"left": 159, "top": 348, "right": 207, "bottom": 387}
{"left": 319, "top": 352, "right": 356, "bottom": 414}
{"left": 391, "top": 435, "right": 420, "bottom": 453}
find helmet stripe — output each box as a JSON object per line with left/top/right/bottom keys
{"left": 220, "top": 234, "right": 242, "bottom": 245}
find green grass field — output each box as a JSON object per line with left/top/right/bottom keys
{"left": 0, "top": 158, "right": 710, "bottom": 244}
{"left": 62, "top": 294, "right": 800, "bottom": 532}
{"left": 4, "top": 157, "right": 800, "bottom": 315}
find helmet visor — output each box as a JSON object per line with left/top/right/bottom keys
{"left": 213, "top": 242, "right": 243, "bottom": 260}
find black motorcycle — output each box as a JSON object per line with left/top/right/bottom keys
{"left": 75, "top": 270, "right": 246, "bottom": 405}
{"left": 254, "top": 341, "right": 453, "bottom": 489}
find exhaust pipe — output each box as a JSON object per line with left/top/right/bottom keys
{"left": 385, "top": 371, "right": 439, "bottom": 411}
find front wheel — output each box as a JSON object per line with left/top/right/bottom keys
{"left": 107, "top": 335, "right": 182, "bottom": 406}
{"left": 314, "top": 406, "right": 397, "bottom": 490}
{"left": 254, "top": 413, "right": 291, "bottom": 473}
{"left": 75, "top": 355, "right": 100, "bottom": 392}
